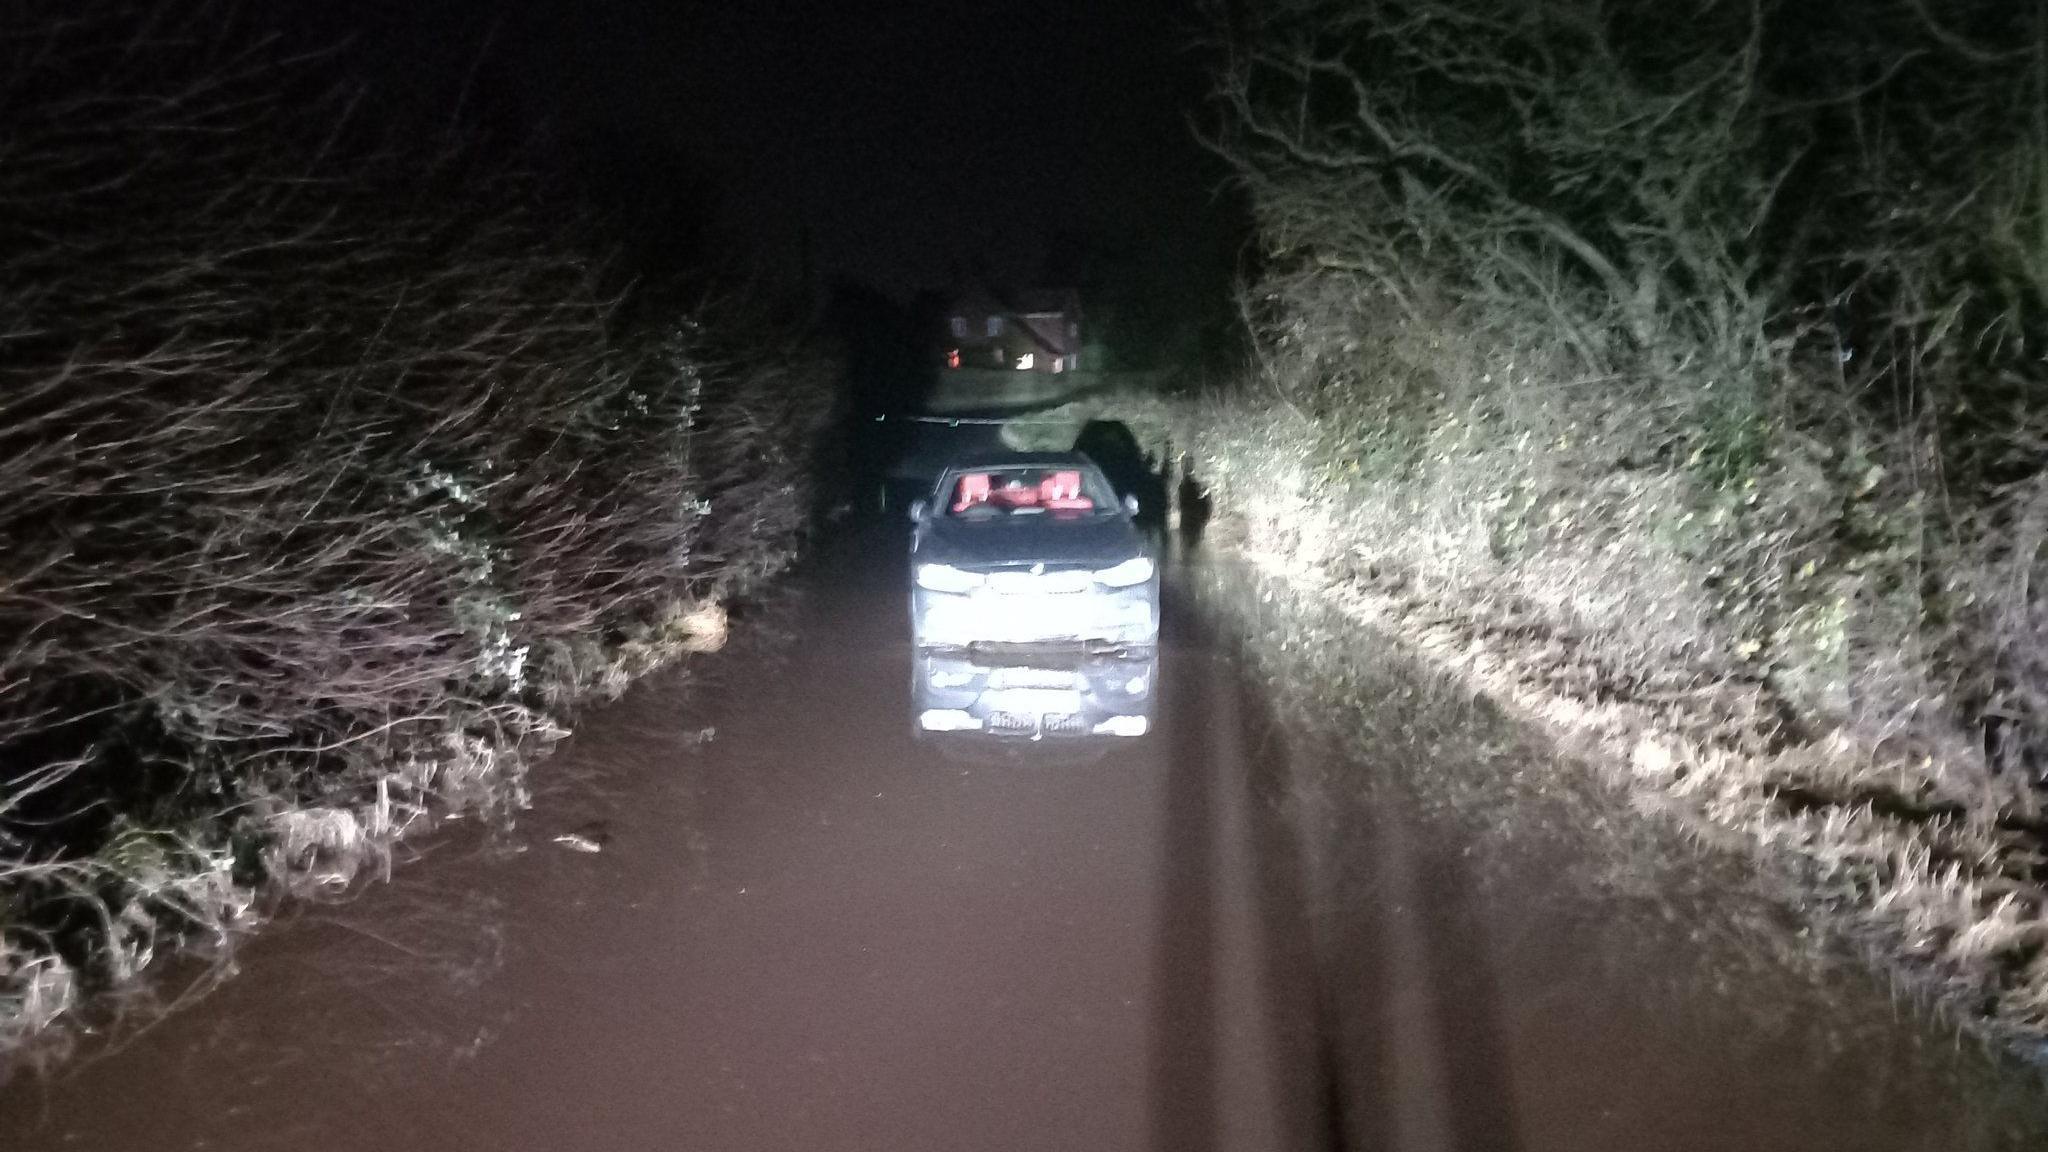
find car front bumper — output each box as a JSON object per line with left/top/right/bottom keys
{"left": 910, "top": 583, "right": 1159, "bottom": 649}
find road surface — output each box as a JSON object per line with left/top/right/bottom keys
{"left": 3, "top": 524, "right": 2045, "bottom": 1150}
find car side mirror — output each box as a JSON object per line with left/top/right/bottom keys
{"left": 908, "top": 498, "right": 929, "bottom": 523}
{"left": 1122, "top": 494, "right": 1141, "bottom": 517}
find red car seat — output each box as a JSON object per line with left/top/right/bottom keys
{"left": 952, "top": 472, "right": 992, "bottom": 512}
{"left": 1043, "top": 470, "right": 1092, "bottom": 511}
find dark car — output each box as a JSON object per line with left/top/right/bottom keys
{"left": 908, "top": 452, "right": 1159, "bottom": 649}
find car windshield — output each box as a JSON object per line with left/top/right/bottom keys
{"left": 943, "top": 465, "right": 1118, "bottom": 519}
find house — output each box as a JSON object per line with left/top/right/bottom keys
{"left": 941, "top": 284, "right": 1081, "bottom": 374}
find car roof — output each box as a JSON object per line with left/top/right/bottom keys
{"left": 939, "top": 451, "right": 1098, "bottom": 472}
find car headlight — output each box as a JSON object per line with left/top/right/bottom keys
{"left": 1093, "top": 557, "right": 1155, "bottom": 588}
{"left": 915, "top": 563, "right": 984, "bottom": 593}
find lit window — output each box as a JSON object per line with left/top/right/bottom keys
{"left": 1051, "top": 356, "right": 1064, "bottom": 374}
{"left": 986, "top": 316, "right": 1002, "bottom": 336}
{"left": 950, "top": 316, "right": 967, "bottom": 338}
{"left": 1015, "top": 352, "right": 1034, "bottom": 370}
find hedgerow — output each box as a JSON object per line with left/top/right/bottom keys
{"left": 1176, "top": 0, "right": 2048, "bottom": 1047}
{"left": 0, "top": 2, "right": 829, "bottom": 1058}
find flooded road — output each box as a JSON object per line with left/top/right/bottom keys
{"left": 4, "top": 525, "right": 2046, "bottom": 1150}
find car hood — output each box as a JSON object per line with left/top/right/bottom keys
{"left": 918, "top": 514, "right": 1145, "bottom": 571}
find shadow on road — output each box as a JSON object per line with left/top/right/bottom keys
{"left": 1147, "top": 591, "right": 1357, "bottom": 1152}
{"left": 1160, "top": 560, "right": 1525, "bottom": 1152}
{"left": 1150, "top": 654, "right": 1221, "bottom": 1152}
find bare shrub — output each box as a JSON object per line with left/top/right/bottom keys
{"left": 0, "top": 1, "right": 828, "bottom": 1056}
{"left": 1178, "top": 0, "right": 2048, "bottom": 1044}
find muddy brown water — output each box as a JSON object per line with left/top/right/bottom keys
{"left": 4, "top": 525, "right": 2046, "bottom": 1151}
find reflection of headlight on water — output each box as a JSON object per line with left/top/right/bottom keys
{"left": 919, "top": 709, "right": 983, "bottom": 732}
{"left": 921, "top": 709, "right": 1146, "bottom": 737}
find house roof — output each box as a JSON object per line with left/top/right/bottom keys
{"left": 939, "top": 450, "right": 1095, "bottom": 472}
{"left": 1009, "top": 288, "right": 1078, "bottom": 316}
{"left": 944, "top": 282, "right": 1080, "bottom": 356}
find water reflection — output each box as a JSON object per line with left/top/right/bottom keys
{"left": 912, "top": 645, "right": 1157, "bottom": 761}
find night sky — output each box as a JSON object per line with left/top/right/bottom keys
{"left": 332, "top": 0, "right": 1234, "bottom": 298}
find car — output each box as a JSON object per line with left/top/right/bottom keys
{"left": 908, "top": 452, "right": 1160, "bottom": 650}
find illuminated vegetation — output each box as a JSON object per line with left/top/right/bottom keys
{"left": 1154, "top": 0, "right": 2048, "bottom": 1049}
{"left": 0, "top": 1, "right": 829, "bottom": 1058}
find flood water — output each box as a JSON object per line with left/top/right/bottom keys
{"left": 3, "top": 524, "right": 2046, "bottom": 1150}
